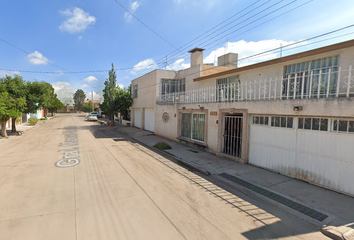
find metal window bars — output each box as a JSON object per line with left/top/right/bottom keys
{"left": 157, "top": 66, "right": 354, "bottom": 104}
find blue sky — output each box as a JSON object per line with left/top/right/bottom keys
{"left": 1, "top": 0, "right": 354, "bottom": 104}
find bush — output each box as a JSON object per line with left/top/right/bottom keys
{"left": 153, "top": 142, "right": 172, "bottom": 151}
{"left": 28, "top": 118, "right": 38, "bottom": 125}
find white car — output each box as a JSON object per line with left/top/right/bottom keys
{"left": 87, "top": 114, "right": 98, "bottom": 121}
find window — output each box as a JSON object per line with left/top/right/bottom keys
{"left": 161, "top": 78, "right": 185, "bottom": 95}
{"left": 133, "top": 85, "right": 138, "bottom": 98}
{"left": 298, "top": 117, "right": 328, "bottom": 131}
{"left": 180, "top": 113, "right": 205, "bottom": 142}
{"left": 179, "top": 78, "right": 185, "bottom": 92}
{"left": 333, "top": 119, "right": 354, "bottom": 133}
{"left": 217, "top": 75, "right": 240, "bottom": 101}
{"left": 283, "top": 56, "right": 339, "bottom": 99}
{"left": 271, "top": 116, "right": 293, "bottom": 128}
{"left": 252, "top": 116, "right": 269, "bottom": 126}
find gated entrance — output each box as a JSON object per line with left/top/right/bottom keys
{"left": 223, "top": 115, "right": 243, "bottom": 158}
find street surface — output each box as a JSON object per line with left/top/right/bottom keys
{"left": 0, "top": 113, "right": 327, "bottom": 240}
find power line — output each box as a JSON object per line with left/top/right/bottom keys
{"left": 0, "top": 38, "right": 101, "bottom": 93}
{"left": 127, "top": 0, "right": 306, "bottom": 78}
{"left": 113, "top": 0, "right": 182, "bottom": 53}
{"left": 129, "top": 27, "right": 354, "bottom": 92}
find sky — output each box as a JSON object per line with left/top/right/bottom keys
{"left": 1, "top": 0, "right": 354, "bottom": 104}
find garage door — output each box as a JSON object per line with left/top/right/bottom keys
{"left": 144, "top": 108, "right": 155, "bottom": 132}
{"left": 249, "top": 115, "right": 354, "bottom": 196}
{"left": 134, "top": 109, "right": 141, "bottom": 128}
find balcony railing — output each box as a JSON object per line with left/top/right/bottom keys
{"left": 157, "top": 66, "right": 354, "bottom": 104}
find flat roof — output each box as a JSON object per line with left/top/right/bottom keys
{"left": 194, "top": 39, "right": 354, "bottom": 82}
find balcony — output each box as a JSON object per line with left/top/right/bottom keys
{"left": 157, "top": 66, "right": 354, "bottom": 104}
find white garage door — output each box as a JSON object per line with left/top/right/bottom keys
{"left": 144, "top": 108, "right": 155, "bottom": 132}
{"left": 249, "top": 115, "right": 354, "bottom": 196}
{"left": 134, "top": 109, "right": 141, "bottom": 128}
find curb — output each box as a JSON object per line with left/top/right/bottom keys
{"left": 321, "top": 226, "right": 354, "bottom": 240}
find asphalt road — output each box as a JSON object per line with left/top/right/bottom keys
{"left": 0, "top": 113, "right": 327, "bottom": 240}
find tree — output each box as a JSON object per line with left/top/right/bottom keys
{"left": 81, "top": 102, "right": 92, "bottom": 112}
{"left": 73, "top": 89, "right": 86, "bottom": 112}
{"left": 24, "top": 81, "right": 56, "bottom": 118}
{"left": 101, "top": 64, "right": 118, "bottom": 120}
{"left": 0, "top": 75, "right": 27, "bottom": 133}
{"left": 48, "top": 94, "right": 64, "bottom": 115}
{"left": 114, "top": 84, "right": 132, "bottom": 122}
{"left": 0, "top": 92, "right": 26, "bottom": 137}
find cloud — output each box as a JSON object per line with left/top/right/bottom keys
{"left": 116, "top": 84, "right": 124, "bottom": 89}
{"left": 85, "top": 91, "right": 103, "bottom": 103}
{"left": 52, "top": 81, "right": 76, "bottom": 103}
{"left": 0, "top": 70, "right": 20, "bottom": 77}
{"left": 59, "top": 7, "right": 96, "bottom": 34}
{"left": 131, "top": 58, "right": 157, "bottom": 75}
{"left": 204, "top": 39, "right": 298, "bottom": 67}
{"left": 84, "top": 76, "right": 98, "bottom": 82}
{"left": 28, "top": 51, "right": 49, "bottom": 65}
{"left": 166, "top": 59, "right": 190, "bottom": 71}
{"left": 124, "top": 1, "right": 141, "bottom": 22}
{"left": 81, "top": 84, "right": 90, "bottom": 89}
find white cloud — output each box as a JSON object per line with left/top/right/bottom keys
{"left": 59, "top": 7, "right": 96, "bottom": 34}
{"left": 0, "top": 70, "right": 20, "bottom": 77}
{"left": 124, "top": 76, "right": 130, "bottom": 79}
{"left": 52, "top": 81, "right": 76, "bottom": 103}
{"left": 131, "top": 58, "right": 157, "bottom": 75}
{"left": 84, "top": 76, "right": 98, "bottom": 82}
{"left": 124, "top": 1, "right": 141, "bottom": 22}
{"left": 204, "top": 39, "right": 298, "bottom": 67}
{"left": 85, "top": 91, "right": 103, "bottom": 103}
{"left": 81, "top": 84, "right": 90, "bottom": 89}
{"left": 116, "top": 84, "right": 124, "bottom": 89}
{"left": 166, "top": 59, "right": 190, "bottom": 71}
{"left": 28, "top": 51, "right": 49, "bottom": 65}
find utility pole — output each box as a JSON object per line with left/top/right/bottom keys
{"left": 91, "top": 91, "right": 94, "bottom": 111}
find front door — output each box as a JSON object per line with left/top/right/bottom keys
{"left": 223, "top": 115, "right": 243, "bottom": 158}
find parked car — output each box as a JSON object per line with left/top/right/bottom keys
{"left": 87, "top": 114, "right": 98, "bottom": 121}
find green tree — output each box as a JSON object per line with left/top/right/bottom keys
{"left": 101, "top": 64, "right": 118, "bottom": 120}
{"left": 49, "top": 94, "right": 64, "bottom": 115}
{"left": 81, "top": 102, "right": 93, "bottom": 112}
{"left": 73, "top": 89, "right": 86, "bottom": 112}
{"left": 0, "top": 75, "right": 27, "bottom": 133}
{"left": 24, "top": 81, "right": 56, "bottom": 118}
{"left": 114, "top": 84, "right": 132, "bottom": 122}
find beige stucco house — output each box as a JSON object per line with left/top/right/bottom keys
{"left": 131, "top": 40, "right": 354, "bottom": 197}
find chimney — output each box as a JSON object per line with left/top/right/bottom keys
{"left": 188, "top": 48, "right": 205, "bottom": 67}
{"left": 218, "top": 53, "right": 238, "bottom": 68}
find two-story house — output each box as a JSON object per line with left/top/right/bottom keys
{"left": 132, "top": 39, "right": 354, "bottom": 197}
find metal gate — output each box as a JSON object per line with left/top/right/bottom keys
{"left": 223, "top": 115, "right": 242, "bottom": 158}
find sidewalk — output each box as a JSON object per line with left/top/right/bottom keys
{"left": 112, "top": 124, "right": 354, "bottom": 234}
{"left": 0, "top": 116, "right": 55, "bottom": 139}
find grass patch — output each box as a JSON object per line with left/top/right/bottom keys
{"left": 28, "top": 118, "right": 38, "bottom": 125}
{"left": 40, "top": 117, "right": 47, "bottom": 120}
{"left": 153, "top": 142, "right": 172, "bottom": 151}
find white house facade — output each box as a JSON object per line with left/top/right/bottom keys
{"left": 131, "top": 40, "right": 354, "bottom": 197}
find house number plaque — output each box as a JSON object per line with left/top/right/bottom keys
{"left": 210, "top": 111, "right": 217, "bottom": 116}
